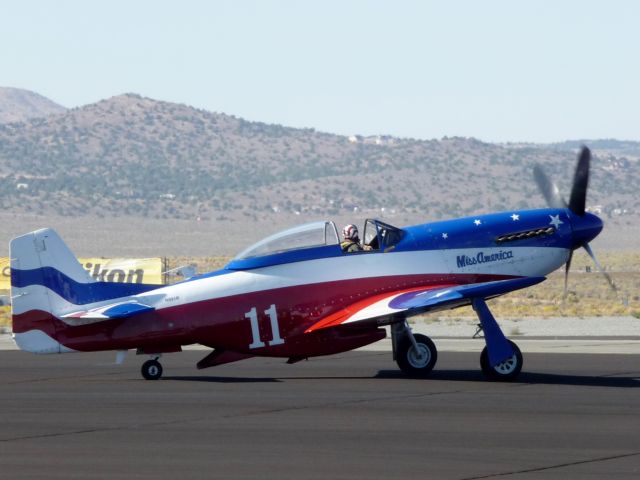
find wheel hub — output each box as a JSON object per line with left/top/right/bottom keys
{"left": 493, "top": 354, "right": 517, "bottom": 374}
{"left": 408, "top": 344, "right": 430, "bottom": 368}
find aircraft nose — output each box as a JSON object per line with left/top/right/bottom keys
{"left": 570, "top": 211, "right": 603, "bottom": 249}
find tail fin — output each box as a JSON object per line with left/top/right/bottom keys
{"left": 11, "top": 229, "right": 94, "bottom": 353}
{"left": 11, "top": 229, "right": 162, "bottom": 354}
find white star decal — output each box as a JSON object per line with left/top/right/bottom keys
{"left": 549, "top": 214, "right": 563, "bottom": 228}
{"left": 474, "top": 219, "right": 482, "bottom": 226}
{"left": 511, "top": 214, "right": 520, "bottom": 221}
{"left": 442, "top": 233, "right": 448, "bottom": 239}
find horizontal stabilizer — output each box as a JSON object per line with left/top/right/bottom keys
{"left": 62, "top": 300, "right": 155, "bottom": 323}
{"left": 306, "top": 276, "right": 546, "bottom": 333}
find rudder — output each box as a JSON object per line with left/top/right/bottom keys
{"left": 10, "top": 228, "right": 93, "bottom": 353}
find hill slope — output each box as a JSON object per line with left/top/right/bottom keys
{"left": 0, "top": 87, "right": 66, "bottom": 123}
{"left": 0, "top": 93, "right": 637, "bottom": 229}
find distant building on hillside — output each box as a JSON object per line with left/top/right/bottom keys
{"left": 348, "top": 135, "right": 395, "bottom": 146}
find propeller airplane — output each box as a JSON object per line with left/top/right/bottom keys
{"left": 10, "top": 147, "right": 611, "bottom": 381}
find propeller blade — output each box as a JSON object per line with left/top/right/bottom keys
{"left": 568, "top": 147, "right": 590, "bottom": 216}
{"left": 563, "top": 250, "right": 573, "bottom": 300}
{"left": 533, "top": 164, "right": 567, "bottom": 209}
{"left": 583, "top": 243, "right": 617, "bottom": 292}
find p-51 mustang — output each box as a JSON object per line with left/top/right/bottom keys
{"left": 11, "top": 148, "right": 609, "bottom": 381}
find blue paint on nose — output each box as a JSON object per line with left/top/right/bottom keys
{"left": 569, "top": 211, "right": 603, "bottom": 249}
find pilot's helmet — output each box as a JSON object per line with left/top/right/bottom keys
{"left": 342, "top": 224, "right": 359, "bottom": 240}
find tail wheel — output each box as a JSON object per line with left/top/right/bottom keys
{"left": 480, "top": 340, "right": 522, "bottom": 382}
{"left": 141, "top": 359, "right": 163, "bottom": 380}
{"left": 396, "top": 333, "right": 437, "bottom": 377}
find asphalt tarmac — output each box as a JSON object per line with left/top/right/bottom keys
{"left": 1, "top": 349, "right": 640, "bottom": 480}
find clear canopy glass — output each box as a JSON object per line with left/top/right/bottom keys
{"left": 234, "top": 221, "right": 340, "bottom": 260}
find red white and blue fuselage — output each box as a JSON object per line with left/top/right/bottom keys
{"left": 10, "top": 207, "right": 603, "bottom": 378}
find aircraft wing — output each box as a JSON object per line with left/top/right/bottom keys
{"left": 61, "top": 300, "right": 155, "bottom": 323}
{"left": 305, "top": 276, "right": 545, "bottom": 333}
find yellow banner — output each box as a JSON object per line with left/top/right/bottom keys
{"left": 0, "top": 257, "right": 164, "bottom": 290}
{"left": 0, "top": 258, "right": 9, "bottom": 291}
{"left": 80, "top": 258, "right": 164, "bottom": 285}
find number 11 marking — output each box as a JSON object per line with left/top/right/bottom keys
{"left": 264, "top": 304, "right": 285, "bottom": 346}
{"left": 246, "top": 304, "right": 285, "bottom": 349}
{"left": 245, "top": 308, "right": 265, "bottom": 349}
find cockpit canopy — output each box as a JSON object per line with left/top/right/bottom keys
{"left": 227, "top": 219, "right": 406, "bottom": 271}
{"left": 363, "top": 218, "right": 404, "bottom": 252}
{"left": 234, "top": 221, "right": 340, "bottom": 260}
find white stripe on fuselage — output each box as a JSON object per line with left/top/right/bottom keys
{"left": 14, "top": 247, "right": 568, "bottom": 316}
{"left": 136, "top": 246, "right": 568, "bottom": 311}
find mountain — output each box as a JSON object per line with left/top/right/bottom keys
{"left": 544, "top": 139, "right": 640, "bottom": 159}
{"left": 0, "top": 92, "right": 637, "bottom": 229}
{"left": 0, "top": 87, "right": 66, "bottom": 123}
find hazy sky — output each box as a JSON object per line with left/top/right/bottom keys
{"left": 2, "top": 0, "right": 639, "bottom": 142}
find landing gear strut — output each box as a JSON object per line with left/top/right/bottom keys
{"left": 393, "top": 320, "right": 437, "bottom": 377}
{"left": 473, "top": 298, "right": 523, "bottom": 382}
{"left": 141, "top": 357, "right": 163, "bottom": 380}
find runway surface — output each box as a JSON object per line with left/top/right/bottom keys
{"left": 1, "top": 349, "right": 640, "bottom": 479}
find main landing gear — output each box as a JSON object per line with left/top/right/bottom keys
{"left": 141, "top": 356, "right": 163, "bottom": 380}
{"left": 392, "top": 298, "right": 523, "bottom": 382}
{"left": 480, "top": 340, "right": 522, "bottom": 381}
{"left": 473, "top": 298, "right": 523, "bottom": 382}
{"left": 393, "top": 321, "right": 438, "bottom": 377}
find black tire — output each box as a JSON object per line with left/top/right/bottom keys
{"left": 396, "top": 333, "right": 437, "bottom": 377}
{"left": 480, "top": 340, "right": 522, "bottom": 382}
{"left": 141, "top": 359, "right": 163, "bottom": 380}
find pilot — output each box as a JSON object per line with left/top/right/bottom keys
{"left": 341, "top": 224, "right": 371, "bottom": 253}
